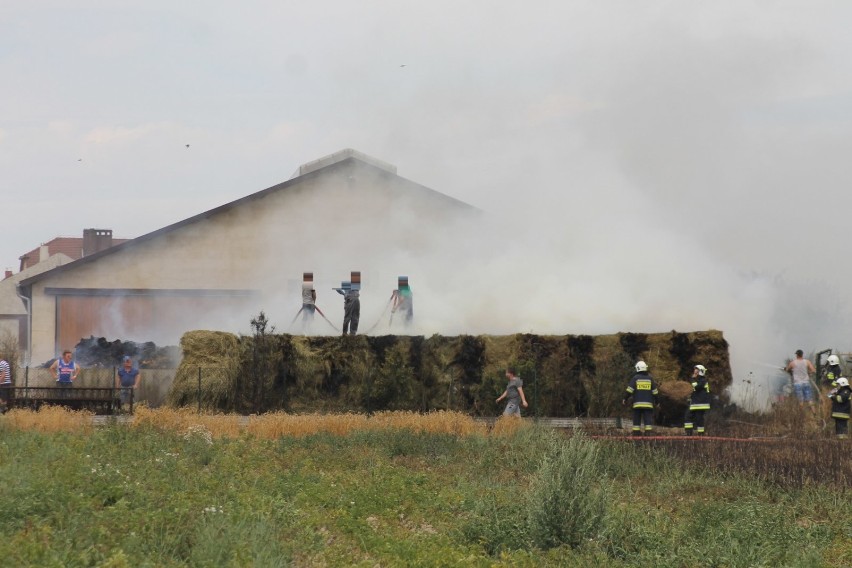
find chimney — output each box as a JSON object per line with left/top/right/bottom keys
{"left": 39, "top": 245, "right": 49, "bottom": 262}
{"left": 83, "top": 229, "right": 113, "bottom": 257}
{"left": 4, "top": 270, "right": 12, "bottom": 280}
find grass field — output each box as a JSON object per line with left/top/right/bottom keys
{"left": 1, "top": 407, "right": 849, "bottom": 567}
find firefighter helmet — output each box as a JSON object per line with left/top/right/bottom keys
{"left": 837, "top": 377, "right": 849, "bottom": 387}
{"left": 828, "top": 354, "right": 840, "bottom": 366}
{"left": 694, "top": 364, "right": 707, "bottom": 376}
{"left": 635, "top": 361, "right": 648, "bottom": 372}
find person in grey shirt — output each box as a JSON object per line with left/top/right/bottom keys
{"left": 496, "top": 367, "right": 528, "bottom": 416}
{"left": 785, "top": 349, "right": 816, "bottom": 409}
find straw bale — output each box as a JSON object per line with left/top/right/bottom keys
{"left": 165, "top": 328, "right": 732, "bottom": 425}
{"left": 167, "top": 330, "right": 242, "bottom": 408}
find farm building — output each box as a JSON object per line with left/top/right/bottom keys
{"left": 0, "top": 253, "right": 73, "bottom": 356}
{"left": 16, "top": 149, "right": 478, "bottom": 364}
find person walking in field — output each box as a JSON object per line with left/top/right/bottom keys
{"left": 827, "top": 377, "right": 851, "bottom": 439}
{"left": 623, "top": 360, "right": 658, "bottom": 436}
{"left": 496, "top": 367, "right": 528, "bottom": 417}
{"left": 684, "top": 364, "right": 711, "bottom": 436}
{"left": 785, "top": 349, "right": 816, "bottom": 409}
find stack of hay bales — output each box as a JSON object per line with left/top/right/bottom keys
{"left": 167, "top": 331, "right": 242, "bottom": 408}
{"left": 167, "top": 329, "right": 732, "bottom": 424}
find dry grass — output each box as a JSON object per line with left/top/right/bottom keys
{"left": 649, "top": 437, "right": 851, "bottom": 489}
{"left": 132, "top": 407, "right": 494, "bottom": 438}
{"left": 132, "top": 406, "right": 242, "bottom": 438}
{"left": 1, "top": 405, "right": 94, "bottom": 433}
{"left": 489, "top": 415, "right": 528, "bottom": 437}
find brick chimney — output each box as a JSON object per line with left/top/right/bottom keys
{"left": 4, "top": 270, "right": 12, "bottom": 280}
{"left": 82, "top": 229, "right": 113, "bottom": 257}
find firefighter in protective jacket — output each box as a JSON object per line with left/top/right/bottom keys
{"left": 828, "top": 377, "right": 851, "bottom": 439}
{"left": 623, "top": 361, "right": 658, "bottom": 436}
{"left": 824, "top": 354, "right": 843, "bottom": 388}
{"left": 684, "top": 364, "right": 711, "bottom": 436}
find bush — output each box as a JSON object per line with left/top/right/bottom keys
{"left": 526, "top": 431, "right": 610, "bottom": 549}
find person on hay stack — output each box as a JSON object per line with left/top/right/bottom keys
{"left": 623, "top": 360, "right": 659, "bottom": 436}
{"left": 684, "top": 364, "right": 711, "bottom": 436}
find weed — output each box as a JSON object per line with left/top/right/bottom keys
{"left": 526, "top": 431, "right": 610, "bottom": 550}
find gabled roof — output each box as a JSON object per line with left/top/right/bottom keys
{"left": 19, "top": 150, "right": 477, "bottom": 288}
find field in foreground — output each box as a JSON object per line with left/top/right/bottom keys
{"left": 1, "top": 408, "right": 850, "bottom": 567}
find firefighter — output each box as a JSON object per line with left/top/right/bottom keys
{"left": 824, "top": 354, "right": 842, "bottom": 388}
{"left": 623, "top": 361, "right": 658, "bottom": 436}
{"left": 684, "top": 364, "right": 711, "bottom": 436}
{"left": 827, "top": 377, "right": 851, "bottom": 439}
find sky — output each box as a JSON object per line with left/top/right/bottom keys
{"left": 3, "top": 1, "right": 852, "bottom": 405}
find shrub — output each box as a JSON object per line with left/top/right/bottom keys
{"left": 525, "top": 431, "right": 610, "bottom": 550}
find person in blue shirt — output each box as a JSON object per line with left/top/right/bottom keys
{"left": 50, "top": 350, "right": 79, "bottom": 399}
{"left": 115, "top": 356, "right": 140, "bottom": 411}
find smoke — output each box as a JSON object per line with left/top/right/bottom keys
{"left": 6, "top": 2, "right": 852, "bottom": 411}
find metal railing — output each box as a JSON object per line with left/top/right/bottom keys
{"left": 2, "top": 386, "right": 124, "bottom": 415}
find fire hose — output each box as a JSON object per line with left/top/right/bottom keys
{"left": 288, "top": 305, "right": 340, "bottom": 333}
{"left": 362, "top": 294, "right": 395, "bottom": 335}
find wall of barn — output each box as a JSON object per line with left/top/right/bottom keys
{"left": 27, "top": 160, "right": 475, "bottom": 363}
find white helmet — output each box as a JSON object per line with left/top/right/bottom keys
{"left": 635, "top": 361, "right": 648, "bottom": 372}
{"left": 694, "top": 364, "right": 707, "bottom": 376}
{"left": 828, "top": 355, "right": 840, "bottom": 366}
{"left": 837, "top": 377, "right": 849, "bottom": 387}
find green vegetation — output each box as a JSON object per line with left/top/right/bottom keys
{"left": 1, "top": 415, "right": 849, "bottom": 567}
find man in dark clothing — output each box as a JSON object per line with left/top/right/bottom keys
{"left": 828, "top": 377, "right": 851, "bottom": 439}
{"left": 623, "top": 360, "right": 658, "bottom": 436}
{"left": 684, "top": 364, "right": 711, "bottom": 436}
{"left": 343, "top": 288, "right": 360, "bottom": 335}
{"left": 335, "top": 283, "right": 360, "bottom": 335}
{"left": 824, "top": 354, "right": 843, "bottom": 388}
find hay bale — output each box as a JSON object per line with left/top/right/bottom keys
{"left": 657, "top": 380, "right": 694, "bottom": 425}
{"left": 165, "top": 329, "right": 733, "bottom": 424}
{"left": 167, "top": 330, "right": 242, "bottom": 409}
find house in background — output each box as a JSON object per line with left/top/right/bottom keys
{"left": 17, "top": 149, "right": 478, "bottom": 364}
{"left": 1, "top": 229, "right": 127, "bottom": 361}
{"left": 0, "top": 253, "right": 73, "bottom": 361}
{"left": 18, "top": 229, "right": 129, "bottom": 271}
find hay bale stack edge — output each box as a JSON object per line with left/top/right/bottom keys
{"left": 168, "top": 329, "right": 732, "bottom": 420}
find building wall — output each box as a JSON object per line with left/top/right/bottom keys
{"left": 27, "top": 160, "right": 475, "bottom": 362}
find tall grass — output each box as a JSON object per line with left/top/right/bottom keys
{"left": 0, "top": 415, "right": 848, "bottom": 566}
{"left": 2, "top": 405, "right": 94, "bottom": 433}
{"left": 526, "top": 431, "right": 609, "bottom": 549}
